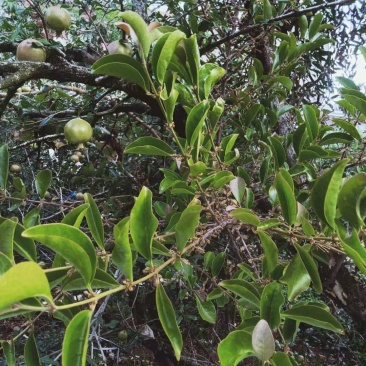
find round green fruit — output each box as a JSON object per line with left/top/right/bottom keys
{"left": 10, "top": 164, "right": 21, "bottom": 173}
{"left": 118, "top": 330, "right": 128, "bottom": 341}
{"left": 45, "top": 5, "right": 71, "bottom": 35}
{"left": 107, "top": 40, "right": 132, "bottom": 56}
{"left": 16, "top": 39, "right": 46, "bottom": 62}
{"left": 64, "top": 118, "right": 93, "bottom": 146}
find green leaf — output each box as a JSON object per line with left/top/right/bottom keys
{"left": 260, "top": 282, "right": 284, "bottom": 329}
{"left": 92, "top": 54, "right": 150, "bottom": 91}
{"left": 252, "top": 319, "right": 275, "bottom": 361}
{"left": 199, "top": 63, "right": 226, "bottom": 100}
{"left": 184, "top": 35, "right": 200, "bottom": 86}
{"left": 219, "top": 279, "right": 260, "bottom": 310}
{"left": 130, "top": 187, "right": 158, "bottom": 261}
{"left": 212, "top": 252, "right": 226, "bottom": 277}
{"left": 303, "top": 105, "right": 319, "bottom": 141}
{"left": 23, "top": 224, "right": 97, "bottom": 286}
{"left": 125, "top": 137, "right": 175, "bottom": 156}
{"left": 281, "top": 305, "right": 344, "bottom": 334}
{"left": 310, "top": 159, "right": 348, "bottom": 228}
{"left": 0, "top": 262, "right": 52, "bottom": 311}
{"left": 309, "top": 13, "right": 323, "bottom": 40}
{"left": 229, "top": 177, "right": 246, "bottom": 205}
{"left": 156, "top": 283, "right": 183, "bottom": 360}
{"left": 24, "top": 332, "right": 41, "bottom": 366}
{"left": 112, "top": 217, "right": 133, "bottom": 281}
{"left": 84, "top": 193, "right": 104, "bottom": 250}
{"left": 230, "top": 208, "right": 260, "bottom": 227}
{"left": 185, "top": 100, "right": 210, "bottom": 147}
{"left": 152, "top": 30, "right": 186, "bottom": 84}
{"left": 338, "top": 173, "right": 366, "bottom": 229}
{"left": 263, "top": 0, "right": 272, "bottom": 19}
{"left": 23, "top": 207, "right": 40, "bottom": 229}
{"left": 298, "top": 15, "right": 308, "bottom": 38}
{"left": 258, "top": 231, "right": 278, "bottom": 276}
{"left": 0, "top": 217, "right": 16, "bottom": 262}
{"left": 0, "top": 144, "right": 9, "bottom": 190}
{"left": 119, "top": 11, "right": 150, "bottom": 59}
{"left": 343, "top": 94, "right": 366, "bottom": 116}
{"left": 294, "top": 243, "right": 322, "bottom": 293}
{"left": 280, "top": 254, "right": 311, "bottom": 301}
{"left": 360, "top": 46, "right": 366, "bottom": 62}
{"left": 2, "top": 340, "right": 15, "bottom": 366}
{"left": 61, "top": 203, "right": 90, "bottom": 227}
{"left": 213, "top": 171, "right": 235, "bottom": 189}
{"left": 332, "top": 118, "right": 361, "bottom": 142}
{"left": 35, "top": 169, "right": 51, "bottom": 199}
{"left": 272, "top": 352, "right": 298, "bottom": 366}
{"left": 175, "top": 202, "right": 202, "bottom": 252}
{"left": 273, "top": 76, "right": 293, "bottom": 90}
{"left": 319, "top": 132, "right": 353, "bottom": 146}
{"left": 0, "top": 253, "right": 13, "bottom": 275}
{"left": 268, "top": 136, "right": 286, "bottom": 170}
{"left": 62, "top": 310, "right": 92, "bottom": 366}
{"left": 336, "top": 76, "right": 358, "bottom": 90}
{"left": 195, "top": 295, "right": 216, "bottom": 324}
{"left": 274, "top": 172, "right": 297, "bottom": 225}
{"left": 217, "top": 330, "right": 254, "bottom": 366}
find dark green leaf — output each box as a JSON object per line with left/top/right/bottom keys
{"left": 185, "top": 100, "right": 209, "bottom": 147}
{"left": 24, "top": 332, "right": 41, "bottom": 366}
{"left": 230, "top": 208, "right": 260, "bottom": 227}
{"left": 195, "top": 295, "right": 216, "bottom": 324}
{"left": 2, "top": 340, "right": 15, "bottom": 366}
{"left": 125, "top": 137, "right": 175, "bottom": 156}
{"left": 0, "top": 144, "right": 9, "bottom": 190}
{"left": 84, "top": 193, "right": 104, "bottom": 250}
{"left": 260, "top": 282, "right": 284, "bottom": 329}
{"left": 35, "top": 169, "right": 51, "bottom": 199}
{"left": 309, "top": 13, "right": 323, "bottom": 40}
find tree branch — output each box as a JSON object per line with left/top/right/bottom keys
{"left": 201, "top": 0, "right": 356, "bottom": 54}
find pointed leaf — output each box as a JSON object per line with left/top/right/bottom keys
{"left": 112, "top": 217, "right": 133, "bottom": 281}
{"left": 310, "top": 159, "right": 348, "bottom": 228}
{"left": 195, "top": 295, "right": 216, "bottom": 324}
{"left": 230, "top": 208, "right": 260, "bottom": 227}
{"left": 0, "top": 262, "right": 52, "bottom": 311}
{"left": 303, "top": 105, "right": 319, "bottom": 141}
{"left": 260, "top": 282, "right": 284, "bottom": 329}
{"left": 0, "top": 218, "right": 16, "bottom": 262}
{"left": 211, "top": 252, "right": 226, "bottom": 277}
{"left": 125, "top": 137, "right": 174, "bottom": 156}
{"left": 23, "top": 224, "right": 97, "bottom": 286}
{"left": 274, "top": 172, "right": 297, "bottom": 225}
{"left": 272, "top": 352, "right": 298, "bottom": 366}
{"left": 156, "top": 283, "right": 183, "bottom": 361}
{"left": 218, "top": 330, "right": 254, "bottom": 366}
{"left": 130, "top": 187, "right": 158, "bottom": 261}
{"left": 344, "top": 94, "right": 366, "bottom": 116}
{"left": 84, "top": 193, "right": 104, "bottom": 250}
{"left": 258, "top": 231, "right": 278, "bottom": 275}
{"left": 185, "top": 100, "right": 210, "bottom": 147}
{"left": 24, "top": 332, "right": 41, "bottom": 366}
{"left": 252, "top": 319, "right": 275, "bottom": 361}
{"left": 183, "top": 35, "right": 200, "bottom": 86}
{"left": 62, "top": 310, "right": 92, "bottom": 366}
{"left": 0, "top": 144, "right": 9, "bottom": 190}
{"left": 281, "top": 305, "right": 344, "bottom": 334}
{"left": 230, "top": 177, "right": 246, "bottom": 205}
{"left": 2, "top": 340, "right": 15, "bottom": 366}
{"left": 309, "top": 13, "right": 323, "bottom": 40}
{"left": 35, "top": 170, "right": 52, "bottom": 199}
{"left": 61, "top": 203, "right": 89, "bottom": 227}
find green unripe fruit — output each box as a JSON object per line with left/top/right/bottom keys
{"left": 107, "top": 40, "right": 132, "bottom": 56}
{"left": 10, "top": 164, "right": 21, "bottom": 173}
{"left": 45, "top": 5, "right": 71, "bottom": 36}
{"left": 64, "top": 118, "right": 93, "bottom": 146}
{"left": 16, "top": 39, "right": 46, "bottom": 62}
{"left": 118, "top": 330, "right": 128, "bottom": 341}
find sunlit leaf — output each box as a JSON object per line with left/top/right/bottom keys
{"left": 125, "top": 137, "right": 175, "bottom": 156}
{"left": 84, "top": 193, "right": 104, "bottom": 250}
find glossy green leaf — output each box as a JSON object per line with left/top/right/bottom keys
{"left": 319, "top": 132, "right": 353, "bottom": 146}
{"left": 125, "top": 137, "right": 175, "bottom": 156}
{"left": 298, "top": 15, "right": 308, "bottom": 38}
{"left": 119, "top": 11, "right": 150, "bottom": 59}
{"left": 206, "top": 288, "right": 224, "bottom": 301}
{"left": 336, "top": 76, "right": 358, "bottom": 90}
{"left": 274, "top": 172, "right": 297, "bottom": 225}
{"left": 273, "top": 76, "right": 292, "bottom": 90}
{"left": 156, "top": 283, "right": 183, "bottom": 360}
{"left": 35, "top": 169, "right": 51, "bottom": 199}
{"left": 185, "top": 100, "right": 209, "bottom": 147}
{"left": 195, "top": 295, "right": 216, "bottom": 324}
{"left": 0, "top": 144, "right": 9, "bottom": 190}
{"left": 303, "top": 105, "right": 319, "bottom": 141}
{"left": 84, "top": 193, "right": 104, "bottom": 250}
{"left": 171, "top": 181, "right": 196, "bottom": 196}
{"left": 152, "top": 30, "right": 186, "bottom": 84}
{"left": 309, "top": 13, "right": 323, "bottom": 40}
{"left": 344, "top": 94, "right": 366, "bottom": 116}
{"left": 0, "top": 217, "right": 16, "bottom": 262}
{"left": 199, "top": 63, "right": 226, "bottom": 100}
{"left": 0, "top": 252, "right": 13, "bottom": 275}
{"left": 218, "top": 330, "right": 254, "bottom": 366}
{"left": 212, "top": 252, "right": 226, "bottom": 277}
{"left": 281, "top": 305, "right": 344, "bottom": 334}
{"left": 294, "top": 243, "right": 322, "bottom": 293}
{"left": 332, "top": 118, "right": 361, "bottom": 142}
{"left": 219, "top": 279, "right": 260, "bottom": 310}
{"left": 175, "top": 202, "right": 202, "bottom": 252}
{"left": 0, "top": 262, "right": 52, "bottom": 311}
{"left": 2, "top": 340, "right": 15, "bottom": 366}
{"left": 260, "top": 282, "right": 284, "bottom": 329}
{"left": 130, "top": 187, "right": 158, "bottom": 261}
{"left": 310, "top": 159, "right": 348, "bottom": 228}
{"left": 23, "top": 224, "right": 97, "bottom": 286}
{"left": 258, "top": 231, "right": 278, "bottom": 276}
{"left": 62, "top": 310, "right": 92, "bottom": 366}
{"left": 338, "top": 173, "right": 366, "bottom": 229}
{"left": 61, "top": 203, "right": 89, "bottom": 227}
{"left": 92, "top": 54, "right": 149, "bottom": 91}
{"left": 24, "top": 332, "right": 41, "bottom": 366}
{"left": 280, "top": 253, "right": 311, "bottom": 301}
{"left": 272, "top": 352, "right": 298, "bottom": 366}
{"left": 183, "top": 35, "right": 200, "bottom": 86}
{"left": 252, "top": 319, "right": 275, "bottom": 361}
{"left": 230, "top": 208, "right": 260, "bottom": 227}
{"left": 112, "top": 217, "right": 133, "bottom": 281}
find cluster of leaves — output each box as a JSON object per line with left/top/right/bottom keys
{"left": 0, "top": 1, "right": 366, "bottom": 365}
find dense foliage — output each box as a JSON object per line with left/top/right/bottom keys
{"left": 0, "top": 0, "right": 366, "bottom": 365}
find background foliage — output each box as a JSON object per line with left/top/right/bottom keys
{"left": 0, "top": 0, "right": 366, "bottom": 365}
